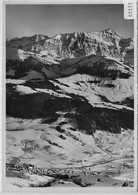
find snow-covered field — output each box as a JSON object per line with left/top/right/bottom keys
{"left": 6, "top": 111, "right": 134, "bottom": 188}
{"left": 55, "top": 74, "right": 133, "bottom": 103}
{"left": 50, "top": 74, "right": 133, "bottom": 110}
{"left": 6, "top": 63, "right": 134, "bottom": 188}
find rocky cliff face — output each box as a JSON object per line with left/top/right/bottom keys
{"left": 33, "top": 29, "right": 133, "bottom": 64}
{"left": 6, "top": 34, "right": 49, "bottom": 59}
{"left": 42, "top": 29, "right": 122, "bottom": 60}
{"left": 6, "top": 29, "right": 134, "bottom": 65}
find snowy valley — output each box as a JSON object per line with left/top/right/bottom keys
{"left": 6, "top": 29, "right": 134, "bottom": 188}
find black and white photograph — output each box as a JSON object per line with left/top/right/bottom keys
{"left": 3, "top": 1, "right": 137, "bottom": 191}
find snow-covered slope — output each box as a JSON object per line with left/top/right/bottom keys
{"left": 6, "top": 52, "right": 133, "bottom": 81}
{"left": 6, "top": 28, "right": 134, "bottom": 188}
{"left": 50, "top": 74, "right": 133, "bottom": 109}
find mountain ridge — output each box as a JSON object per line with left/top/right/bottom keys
{"left": 6, "top": 28, "right": 134, "bottom": 64}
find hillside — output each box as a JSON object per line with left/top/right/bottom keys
{"left": 6, "top": 29, "right": 134, "bottom": 188}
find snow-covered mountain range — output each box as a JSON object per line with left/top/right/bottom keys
{"left": 6, "top": 29, "right": 134, "bottom": 187}
{"left": 6, "top": 28, "right": 134, "bottom": 63}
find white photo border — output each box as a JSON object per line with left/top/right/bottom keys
{"left": 0, "top": 0, "right": 137, "bottom": 194}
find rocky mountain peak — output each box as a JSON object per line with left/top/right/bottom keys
{"left": 6, "top": 29, "right": 134, "bottom": 64}
{"left": 102, "top": 28, "right": 121, "bottom": 36}
{"left": 102, "top": 28, "right": 122, "bottom": 38}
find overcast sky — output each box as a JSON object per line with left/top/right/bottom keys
{"left": 6, "top": 4, "right": 133, "bottom": 39}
